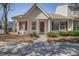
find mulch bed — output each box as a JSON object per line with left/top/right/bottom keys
{"left": 0, "top": 35, "right": 38, "bottom": 42}
{"left": 47, "top": 36, "right": 79, "bottom": 43}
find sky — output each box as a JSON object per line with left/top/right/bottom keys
{"left": 0, "top": 3, "right": 66, "bottom": 21}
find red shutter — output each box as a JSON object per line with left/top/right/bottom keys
{"left": 25, "top": 21, "right": 27, "bottom": 30}
{"left": 66, "top": 21, "right": 67, "bottom": 31}
{"left": 52, "top": 21, "right": 53, "bottom": 30}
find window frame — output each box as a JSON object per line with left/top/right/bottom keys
{"left": 52, "top": 21, "right": 59, "bottom": 30}
{"left": 52, "top": 21, "right": 67, "bottom": 31}
{"left": 32, "top": 21, "right": 36, "bottom": 30}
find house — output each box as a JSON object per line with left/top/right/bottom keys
{"left": 55, "top": 3, "right": 79, "bottom": 30}
{"left": 12, "top": 3, "right": 79, "bottom": 34}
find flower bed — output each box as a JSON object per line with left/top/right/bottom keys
{"left": 47, "top": 36, "right": 79, "bottom": 43}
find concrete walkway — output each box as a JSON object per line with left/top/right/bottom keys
{"left": 34, "top": 34, "right": 47, "bottom": 42}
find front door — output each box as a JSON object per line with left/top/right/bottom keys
{"left": 40, "top": 22, "right": 44, "bottom": 33}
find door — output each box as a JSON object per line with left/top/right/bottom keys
{"left": 40, "top": 22, "right": 44, "bottom": 33}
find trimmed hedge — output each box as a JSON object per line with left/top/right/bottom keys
{"left": 59, "top": 31, "right": 79, "bottom": 36}
{"left": 28, "top": 32, "right": 38, "bottom": 37}
{"left": 68, "top": 31, "right": 79, "bottom": 36}
{"left": 47, "top": 32, "right": 57, "bottom": 37}
{"left": 59, "top": 31, "right": 69, "bottom": 36}
{"left": 47, "top": 31, "right": 79, "bottom": 37}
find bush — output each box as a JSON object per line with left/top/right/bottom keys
{"left": 59, "top": 31, "right": 79, "bottom": 36}
{"left": 59, "top": 31, "right": 69, "bottom": 36}
{"left": 68, "top": 31, "right": 79, "bottom": 36}
{"left": 28, "top": 32, "right": 38, "bottom": 37}
{"left": 47, "top": 32, "right": 57, "bottom": 37}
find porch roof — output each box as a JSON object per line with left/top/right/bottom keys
{"left": 48, "top": 14, "right": 71, "bottom": 19}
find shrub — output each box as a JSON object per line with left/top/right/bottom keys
{"left": 47, "top": 32, "right": 57, "bottom": 37}
{"left": 28, "top": 32, "right": 38, "bottom": 37}
{"left": 59, "top": 31, "right": 79, "bottom": 36}
{"left": 68, "top": 31, "right": 79, "bottom": 36}
{"left": 59, "top": 31, "right": 69, "bottom": 36}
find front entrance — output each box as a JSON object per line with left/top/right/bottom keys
{"left": 40, "top": 22, "right": 44, "bottom": 33}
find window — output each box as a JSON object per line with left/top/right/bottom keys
{"left": 52, "top": 21, "right": 67, "bottom": 31}
{"left": 73, "top": 21, "right": 79, "bottom": 30}
{"left": 73, "top": 11, "right": 77, "bottom": 16}
{"left": 52, "top": 21, "right": 59, "bottom": 30}
{"left": 60, "top": 21, "right": 67, "bottom": 30}
{"left": 32, "top": 22, "right": 36, "bottom": 30}
{"left": 25, "top": 21, "right": 27, "bottom": 30}
{"left": 19, "top": 22, "right": 23, "bottom": 30}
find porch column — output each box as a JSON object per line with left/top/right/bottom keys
{"left": 17, "top": 21, "right": 19, "bottom": 32}
{"left": 37, "top": 20, "right": 39, "bottom": 33}
{"left": 71, "top": 20, "right": 73, "bottom": 31}
{"left": 23, "top": 22, "right": 25, "bottom": 31}
{"left": 68, "top": 19, "right": 73, "bottom": 31}
{"left": 48, "top": 19, "right": 51, "bottom": 32}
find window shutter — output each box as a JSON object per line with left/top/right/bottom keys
{"left": 66, "top": 21, "right": 67, "bottom": 31}
{"left": 52, "top": 21, "right": 53, "bottom": 30}
{"left": 25, "top": 21, "right": 27, "bottom": 30}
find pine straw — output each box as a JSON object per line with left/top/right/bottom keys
{"left": 0, "top": 35, "right": 38, "bottom": 42}
{"left": 47, "top": 36, "right": 79, "bottom": 43}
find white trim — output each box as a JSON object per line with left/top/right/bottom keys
{"left": 24, "top": 3, "right": 49, "bottom": 19}
{"left": 48, "top": 19, "right": 51, "bottom": 32}
{"left": 37, "top": 20, "right": 39, "bottom": 33}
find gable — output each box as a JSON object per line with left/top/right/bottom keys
{"left": 24, "top": 4, "right": 49, "bottom": 19}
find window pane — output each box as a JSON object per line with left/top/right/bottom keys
{"left": 32, "top": 22, "right": 36, "bottom": 30}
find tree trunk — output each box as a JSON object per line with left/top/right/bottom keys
{"left": 4, "top": 7, "right": 8, "bottom": 34}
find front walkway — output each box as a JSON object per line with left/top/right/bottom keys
{"left": 34, "top": 34, "right": 47, "bottom": 42}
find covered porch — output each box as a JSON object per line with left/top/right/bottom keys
{"left": 14, "top": 19, "right": 49, "bottom": 34}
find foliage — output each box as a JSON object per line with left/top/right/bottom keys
{"left": 59, "top": 31, "right": 69, "bottom": 36}
{"left": 59, "top": 31, "right": 79, "bottom": 36}
{"left": 47, "top": 32, "right": 57, "bottom": 37}
{"left": 0, "top": 3, "right": 14, "bottom": 34}
{"left": 68, "top": 31, "right": 79, "bottom": 36}
{"left": 28, "top": 32, "right": 38, "bottom": 37}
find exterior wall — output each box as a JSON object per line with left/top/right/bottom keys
{"left": 55, "top": 5, "right": 68, "bottom": 17}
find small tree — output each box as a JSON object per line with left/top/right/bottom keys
{"left": 0, "top": 3, "right": 14, "bottom": 34}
